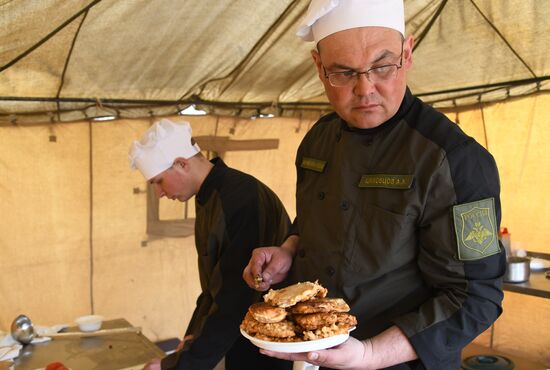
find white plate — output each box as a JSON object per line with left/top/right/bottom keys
{"left": 530, "top": 258, "right": 550, "bottom": 271}
{"left": 241, "top": 327, "right": 354, "bottom": 353}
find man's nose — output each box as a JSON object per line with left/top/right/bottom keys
{"left": 353, "top": 73, "right": 375, "bottom": 96}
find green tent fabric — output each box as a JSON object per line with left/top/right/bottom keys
{"left": 1, "top": 0, "right": 549, "bottom": 124}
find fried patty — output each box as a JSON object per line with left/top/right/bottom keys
{"left": 263, "top": 281, "right": 327, "bottom": 308}
{"left": 248, "top": 302, "right": 287, "bottom": 323}
{"left": 241, "top": 312, "right": 297, "bottom": 338}
{"left": 294, "top": 312, "right": 339, "bottom": 330}
{"left": 241, "top": 280, "right": 358, "bottom": 343}
{"left": 302, "top": 322, "right": 354, "bottom": 340}
{"left": 289, "top": 298, "right": 350, "bottom": 314}
{"left": 294, "top": 311, "right": 356, "bottom": 330}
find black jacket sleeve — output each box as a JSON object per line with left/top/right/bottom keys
{"left": 394, "top": 139, "right": 506, "bottom": 369}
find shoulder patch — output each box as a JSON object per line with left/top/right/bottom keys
{"left": 452, "top": 198, "right": 500, "bottom": 261}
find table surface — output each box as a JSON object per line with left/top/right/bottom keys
{"left": 13, "top": 318, "right": 164, "bottom": 370}
{"left": 503, "top": 269, "right": 550, "bottom": 299}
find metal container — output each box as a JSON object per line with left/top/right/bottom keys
{"left": 504, "top": 256, "right": 530, "bottom": 283}
{"left": 10, "top": 314, "right": 35, "bottom": 344}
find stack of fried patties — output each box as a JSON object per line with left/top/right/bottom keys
{"left": 241, "top": 281, "right": 357, "bottom": 342}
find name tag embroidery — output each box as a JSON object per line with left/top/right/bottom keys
{"left": 358, "top": 174, "right": 414, "bottom": 189}
{"left": 300, "top": 157, "right": 327, "bottom": 173}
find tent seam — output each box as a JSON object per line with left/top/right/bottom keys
{"left": 0, "top": 0, "right": 102, "bottom": 73}
{"left": 469, "top": 0, "right": 537, "bottom": 78}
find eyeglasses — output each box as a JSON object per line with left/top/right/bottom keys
{"left": 322, "top": 42, "right": 404, "bottom": 87}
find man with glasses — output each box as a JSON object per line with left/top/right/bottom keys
{"left": 243, "top": 0, "right": 505, "bottom": 369}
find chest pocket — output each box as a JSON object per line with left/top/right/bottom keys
{"left": 348, "top": 201, "right": 417, "bottom": 274}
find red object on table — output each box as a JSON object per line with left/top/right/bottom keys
{"left": 45, "top": 362, "right": 68, "bottom": 370}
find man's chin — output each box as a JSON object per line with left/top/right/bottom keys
{"left": 345, "top": 112, "right": 386, "bottom": 129}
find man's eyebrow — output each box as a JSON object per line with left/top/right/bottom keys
{"left": 328, "top": 62, "right": 357, "bottom": 70}
{"left": 370, "top": 49, "right": 398, "bottom": 64}
{"left": 326, "top": 49, "right": 400, "bottom": 71}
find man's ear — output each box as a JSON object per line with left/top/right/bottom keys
{"left": 311, "top": 48, "right": 324, "bottom": 80}
{"left": 403, "top": 35, "right": 414, "bottom": 70}
{"left": 173, "top": 157, "right": 187, "bottom": 169}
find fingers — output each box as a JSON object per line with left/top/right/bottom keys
{"left": 243, "top": 247, "right": 293, "bottom": 290}
{"left": 243, "top": 262, "right": 261, "bottom": 290}
{"left": 250, "top": 249, "right": 271, "bottom": 278}
{"left": 184, "top": 334, "right": 194, "bottom": 342}
{"left": 259, "top": 338, "right": 364, "bottom": 369}
{"left": 175, "top": 334, "right": 194, "bottom": 351}
{"left": 243, "top": 248, "right": 271, "bottom": 290}
{"left": 142, "top": 358, "right": 161, "bottom": 370}
{"left": 259, "top": 248, "right": 293, "bottom": 285}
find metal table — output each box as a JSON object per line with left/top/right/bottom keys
{"left": 503, "top": 269, "right": 550, "bottom": 299}
{"left": 13, "top": 318, "right": 164, "bottom": 370}
{"left": 503, "top": 252, "right": 550, "bottom": 299}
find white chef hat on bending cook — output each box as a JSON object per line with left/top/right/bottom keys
{"left": 128, "top": 119, "right": 201, "bottom": 180}
{"left": 296, "top": 0, "right": 405, "bottom": 43}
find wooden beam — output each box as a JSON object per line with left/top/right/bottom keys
{"left": 194, "top": 136, "right": 279, "bottom": 152}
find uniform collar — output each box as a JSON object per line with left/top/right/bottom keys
{"left": 340, "top": 87, "right": 414, "bottom": 135}
{"left": 196, "top": 157, "right": 227, "bottom": 205}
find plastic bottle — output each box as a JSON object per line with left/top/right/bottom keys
{"left": 499, "top": 227, "right": 511, "bottom": 258}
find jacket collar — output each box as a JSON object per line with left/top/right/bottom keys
{"left": 196, "top": 157, "right": 226, "bottom": 205}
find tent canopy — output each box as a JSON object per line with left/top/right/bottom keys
{"left": 1, "top": 0, "right": 549, "bottom": 124}
{"left": 1, "top": 2, "right": 550, "bottom": 364}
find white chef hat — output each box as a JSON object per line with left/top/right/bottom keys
{"left": 128, "top": 119, "right": 201, "bottom": 180}
{"left": 296, "top": 0, "right": 404, "bottom": 43}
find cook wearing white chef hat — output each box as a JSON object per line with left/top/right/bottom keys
{"left": 251, "top": 1, "right": 419, "bottom": 369}
{"left": 129, "top": 119, "right": 211, "bottom": 202}
{"left": 129, "top": 118, "right": 201, "bottom": 180}
{"left": 295, "top": 0, "right": 414, "bottom": 130}
{"left": 249, "top": 2, "right": 503, "bottom": 370}
{"left": 296, "top": 0, "right": 405, "bottom": 43}
{"left": 130, "top": 118, "right": 294, "bottom": 370}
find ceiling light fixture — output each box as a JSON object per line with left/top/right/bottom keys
{"left": 178, "top": 105, "right": 207, "bottom": 116}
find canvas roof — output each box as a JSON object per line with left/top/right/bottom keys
{"left": 1, "top": 0, "right": 549, "bottom": 124}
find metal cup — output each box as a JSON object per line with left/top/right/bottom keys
{"left": 504, "top": 256, "right": 530, "bottom": 283}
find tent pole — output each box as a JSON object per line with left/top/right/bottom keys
{"left": 89, "top": 120, "right": 95, "bottom": 314}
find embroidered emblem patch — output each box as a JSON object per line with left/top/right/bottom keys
{"left": 358, "top": 174, "right": 413, "bottom": 189}
{"left": 452, "top": 198, "right": 500, "bottom": 261}
{"left": 300, "top": 157, "right": 326, "bottom": 172}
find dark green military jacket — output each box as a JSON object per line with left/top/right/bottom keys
{"left": 175, "top": 158, "right": 291, "bottom": 370}
{"left": 289, "top": 89, "right": 505, "bottom": 370}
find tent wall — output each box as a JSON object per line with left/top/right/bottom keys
{"left": 1, "top": 94, "right": 549, "bottom": 365}
{"left": 0, "top": 114, "right": 312, "bottom": 343}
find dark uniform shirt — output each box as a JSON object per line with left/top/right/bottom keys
{"left": 289, "top": 89, "right": 506, "bottom": 370}
{"left": 173, "top": 158, "right": 292, "bottom": 370}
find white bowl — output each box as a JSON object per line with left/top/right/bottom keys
{"left": 75, "top": 315, "right": 103, "bottom": 332}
